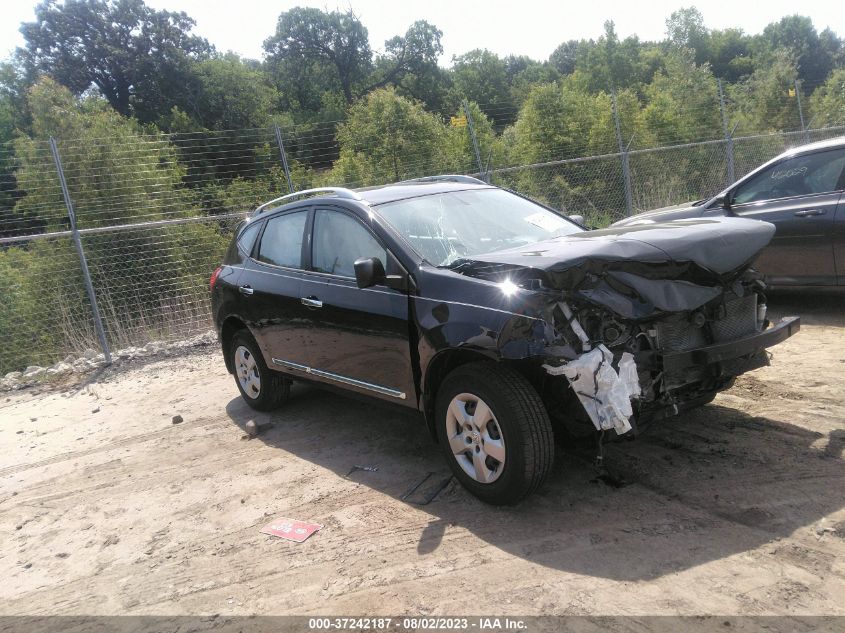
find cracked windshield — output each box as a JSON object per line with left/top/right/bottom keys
{"left": 377, "top": 188, "right": 583, "bottom": 266}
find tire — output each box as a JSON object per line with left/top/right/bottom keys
{"left": 230, "top": 330, "right": 289, "bottom": 411}
{"left": 435, "top": 362, "right": 554, "bottom": 505}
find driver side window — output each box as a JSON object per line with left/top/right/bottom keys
{"left": 732, "top": 149, "right": 845, "bottom": 205}
{"left": 312, "top": 209, "right": 388, "bottom": 278}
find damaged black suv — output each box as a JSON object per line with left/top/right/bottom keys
{"left": 211, "top": 176, "right": 800, "bottom": 505}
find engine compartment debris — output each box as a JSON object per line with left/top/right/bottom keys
{"left": 544, "top": 345, "right": 640, "bottom": 435}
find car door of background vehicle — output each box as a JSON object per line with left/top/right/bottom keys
{"left": 730, "top": 147, "right": 845, "bottom": 285}
{"left": 836, "top": 194, "right": 845, "bottom": 285}
{"left": 299, "top": 206, "right": 416, "bottom": 406}
{"left": 238, "top": 209, "right": 313, "bottom": 371}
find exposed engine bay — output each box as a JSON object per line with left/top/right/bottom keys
{"left": 540, "top": 272, "right": 771, "bottom": 436}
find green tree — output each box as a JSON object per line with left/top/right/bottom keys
{"left": 731, "top": 50, "right": 800, "bottom": 133}
{"left": 549, "top": 41, "right": 582, "bottom": 76}
{"left": 505, "top": 56, "right": 560, "bottom": 108}
{"left": 173, "top": 55, "right": 280, "bottom": 131}
{"left": 707, "top": 28, "right": 754, "bottom": 82}
{"left": 264, "top": 7, "right": 443, "bottom": 108}
{"left": 808, "top": 69, "right": 845, "bottom": 127}
{"left": 444, "top": 101, "right": 503, "bottom": 176}
{"left": 263, "top": 7, "right": 371, "bottom": 106}
{"left": 14, "top": 77, "right": 186, "bottom": 229}
{"left": 450, "top": 49, "right": 513, "bottom": 125}
{"left": 368, "top": 21, "right": 443, "bottom": 97}
{"left": 20, "top": 0, "right": 212, "bottom": 122}
{"left": 574, "top": 22, "right": 648, "bottom": 92}
{"left": 755, "top": 16, "right": 835, "bottom": 89}
{"left": 3, "top": 78, "right": 228, "bottom": 368}
{"left": 665, "top": 7, "right": 710, "bottom": 65}
{"left": 505, "top": 79, "right": 640, "bottom": 221}
{"left": 639, "top": 49, "right": 720, "bottom": 145}
{"left": 510, "top": 81, "right": 599, "bottom": 164}
{"left": 328, "top": 88, "right": 448, "bottom": 185}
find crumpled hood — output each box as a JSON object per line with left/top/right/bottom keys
{"left": 449, "top": 217, "right": 776, "bottom": 318}
{"left": 451, "top": 217, "right": 775, "bottom": 286}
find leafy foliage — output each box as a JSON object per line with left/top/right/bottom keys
{"left": 20, "top": 0, "right": 212, "bottom": 121}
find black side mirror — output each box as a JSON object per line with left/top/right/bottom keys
{"left": 353, "top": 256, "right": 386, "bottom": 289}
{"left": 713, "top": 194, "right": 732, "bottom": 211}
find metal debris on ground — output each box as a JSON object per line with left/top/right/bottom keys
{"left": 401, "top": 472, "right": 454, "bottom": 505}
{"left": 260, "top": 517, "right": 323, "bottom": 543}
{"left": 345, "top": 464, "right": 379, "bottom": 477}
{"left": 171, "top": 414, "right": 183, "bottom": 424}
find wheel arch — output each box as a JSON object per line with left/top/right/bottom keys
{"left": 422, "top": 347, "right": 545, "bottom": 440}
{"left": 220, "top": 315, "right": 248, "bottom": 374}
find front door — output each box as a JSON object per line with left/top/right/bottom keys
{"left": 730, "top": 147, "right": 845, "bottom": 285}
{"left": 299, "top": 207, "right": 416, "bottom": 406}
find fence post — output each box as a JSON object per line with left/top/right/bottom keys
{"left": 273, "top": 123, "right": 294, "bottom": 193}
{"left": 462, "top": 99, "right": 485, "bottom": 182}
{"left": 795, "top": 80, "right": 809, "bottom": 144}
{"left": 49, "top": 137, "right": 112, "bottom": 365}
{"left": 718, "top": 79, "right": 736, "bottom": 186}
{"left": 611, "top": 90, "right": 634, "bottom": 217}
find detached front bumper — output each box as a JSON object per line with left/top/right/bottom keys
{"left": 661, "top": 316, "right": 800, "bottom": 373}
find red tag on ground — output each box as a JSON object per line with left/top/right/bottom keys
{"left": 260, "top": 517, "right": 323, "bottom": 543}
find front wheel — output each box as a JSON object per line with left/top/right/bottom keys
{"left": 435, "top": 363, "right": 554, "bottom": 505}
{"left": 230, "top": 330, "right": 289, "bottom": 411}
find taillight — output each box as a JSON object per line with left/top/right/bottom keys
{"left": 210, "top": 266, "right": 223, "bottom": 291}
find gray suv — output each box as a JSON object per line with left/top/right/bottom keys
{"left": 613, "top": 137, "right": 845, "bottom": 286}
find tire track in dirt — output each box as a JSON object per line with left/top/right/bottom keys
{"left": 0, "top": 415, "right": 225, "bottom": 478}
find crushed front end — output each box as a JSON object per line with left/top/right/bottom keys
{"left": 448, "top": 217, "right": 800, "bottom": 437}
{"left": 540, "top": 274, "right": 799, "bottom": 435}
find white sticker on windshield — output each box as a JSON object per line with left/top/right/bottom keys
{"left": 524, "top": 212, "right": 567, "bottom": 232}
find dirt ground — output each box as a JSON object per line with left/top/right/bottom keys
{"left": 1, "top": 291, "right": 844, "bottom": 617}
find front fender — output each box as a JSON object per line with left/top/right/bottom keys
{"left": 415, "top": 296, "right": 553, "bottom": 394}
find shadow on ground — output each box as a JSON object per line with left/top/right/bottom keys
{"left": 767, "top": 287, "right": 845, "bottom": 326}
{"left": 226, "top": 373, "right": 845, "bottom": 582}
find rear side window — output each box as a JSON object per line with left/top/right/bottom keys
{"left": 733, "top": 149, "right": 845, "bottom": 205}
{"left": 312, "top": 209, "right": 387, "bottom": 277}
{"left": 237, "top": 221, "right": 262, "bottom": 256}
{"left": 257, "top": 211, "right": 307, "bottom": 268}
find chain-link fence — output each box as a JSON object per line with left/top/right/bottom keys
{"left": 2, "top": 90, "right": 844, "bottom": 376}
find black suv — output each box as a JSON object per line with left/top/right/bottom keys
{"left": 211, "top": 177, "right": 799, "bottom": 504}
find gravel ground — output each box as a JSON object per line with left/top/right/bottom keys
{"left": 1, "top": 291, "right": 844, "bottom": 617}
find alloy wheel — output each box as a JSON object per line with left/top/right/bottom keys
{"left": 445, "top": 392, "right": 506, "bottom": 484}
{"left": 235, "top": 345, "right": 261, "bottom": 399}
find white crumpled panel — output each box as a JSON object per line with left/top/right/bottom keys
{"left": 544, "top": 345, "right": 640, "bottom": 435}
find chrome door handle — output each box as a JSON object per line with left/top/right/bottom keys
{"left": 239, "top": 285, "right": 254, "bottom": 296}
{"left": 301, "top": 297, "right": 323, "bottom": 308}
{"left": 794, "top": 208, "right": 826, "bottom": 217}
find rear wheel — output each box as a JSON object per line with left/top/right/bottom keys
{"left": 435, "top": 363, "right": 554, "bottom": 505}
{"left": 231, "top": 331, "right": 289, "bottom": 411}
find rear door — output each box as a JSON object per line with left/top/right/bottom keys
{"left": 298, "top": 206, "right": 416, "bottom": 406}
{"left": 238, "top": 208, "right": 313, "bottom": 371}
{"left": 730, "top": 147, "right": 845, "bottom": 285}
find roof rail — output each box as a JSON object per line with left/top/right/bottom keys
{"left": 254, "top": 187, "right": 363, "bottom": 214}
{"left": 397, "top": 174, "right": 487, "bottom": 185}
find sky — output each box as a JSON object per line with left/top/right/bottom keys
{"left": 1, "top": 0, "right": 842, "bottom": 64}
